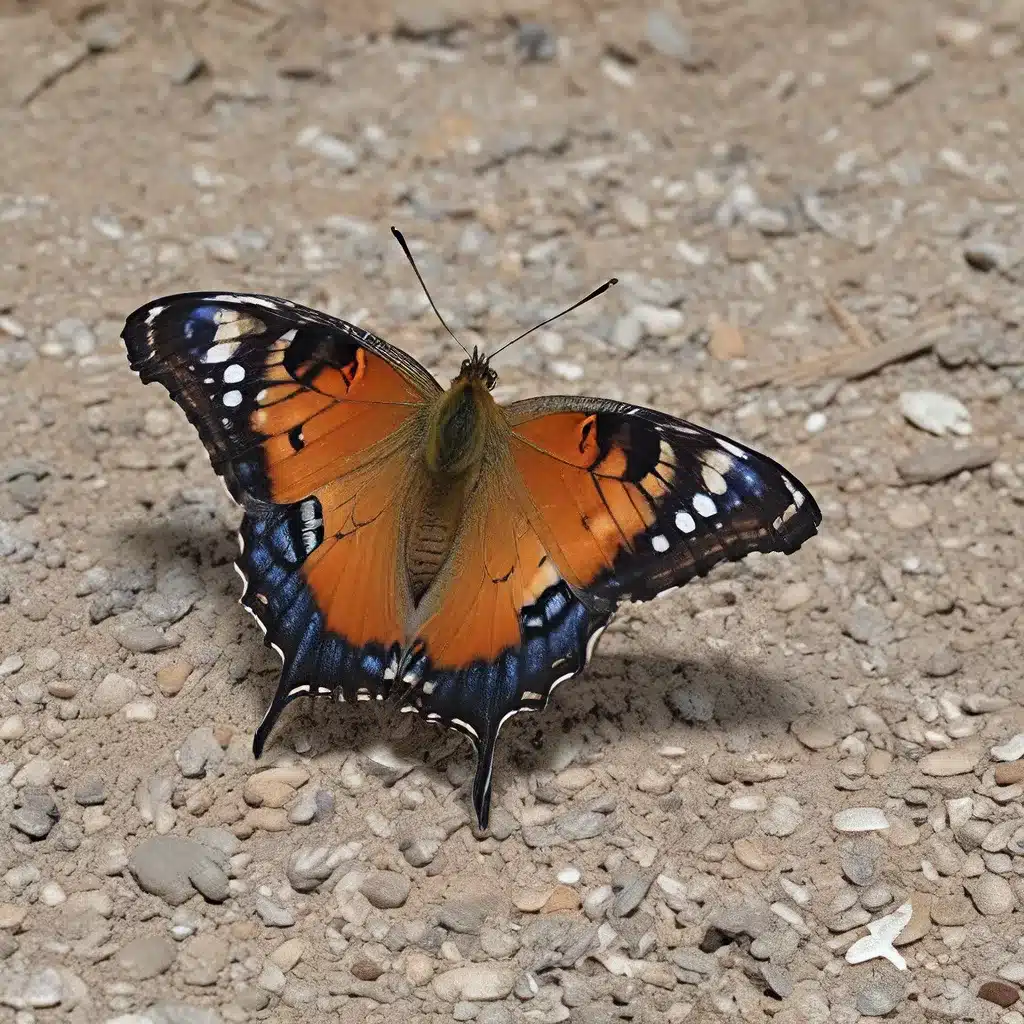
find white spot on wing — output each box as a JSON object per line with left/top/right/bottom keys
{"left": 651, "top": 534, "right": 670, "bottom": 553}
{"left": 223, "top": 390, "right": 242, "bottom": 408}
{"left": 693, "top": 493, "right": 717, "bottom": 517}
{"left": 675, "top": 511, "right": 696, "bottom": 533}
{"left": 703, "top": 450, "right": 733, "bottom": 475}
{"left": 203, "top": 342, "right": 238, "bottom": 363}
{"left": 719, "top": 438, "right": 747, "bottom": 459}
{"left": 223, "top": 363, "right": 245, "bottom": 383}
{"left": 144, "top": 305, "right": 165, "bottom": 324}
{"left": 701, "top": 466, "right": 728, "bottom": 495}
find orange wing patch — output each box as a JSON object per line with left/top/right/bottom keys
{"left": 254, "top": 342, "right": 424, "bottom": 504}
{"left": 413, "top": 493, "right": 550, "bottom": 670}
{"left": 298, "top": 459, "right": 410, "bottom": 651}
{"left": 511, "top": 412, "right": 675, "bottom": 590}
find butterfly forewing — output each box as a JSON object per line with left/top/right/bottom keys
{"left": 122, "top": 292, "right": 439, "bottom": 747}
{"left": 507, "top": 396, "right": 821, "bottom": 609}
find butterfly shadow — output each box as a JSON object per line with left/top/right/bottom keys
{"left": 250, "top": 646, "right": 808, "bottom": 816}
{"left": 118, "top": 519, "right": 809, "bottom": 813}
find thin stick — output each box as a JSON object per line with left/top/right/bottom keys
{"left": 823, "top": 292, "right": 876, "bottom": 349}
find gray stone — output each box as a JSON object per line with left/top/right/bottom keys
{"left": 0, "top": 967, "right": 64, "bottom": 1009}
{"left": 612, "top": 870, "right": 656, "bottom": 917}
{"left": 645, "top": 9, "right": 703, "bottom": 68}
{"left": 180, "top": 933, "right": 230, "bottom": 986}
{"left": 255, "top": 895, "right": 294, "bottom": 928}
{"left": 189, "top": 827, "right": 240, "bottom": 857}
{"left": 555, "top": 810, "right": 607, "bottom": 841}
{"left": 517, "top": 23, "right": 557, "bottom": 63}
{"left": 360, "top": 870, "right": 411, "bottom": 909}
{"left": 175, "top": 727, "right": 223, "bottom": 778}
{"left": 115, "top": 934, "right": 178, "bottom": 980}
{"left": 89, "top": 671, "right": 137, "bottom": 714}
{"left": 439, "top": 899, "right": 487, "bottom": 934}
{"left": 128, "top": 836, "right": 231, "bottom": 906}
{"left": 111, "top": 621, "right": 177, "bottom": 654}
{"left": 964, "top": 873, "right": 1015, "bottom": 917}
{"left": 761, "top": 963, "right": 793, "bottom": 999}
{"left": 666, "top": 682, "right": 715, "bottom": 722}
{"left": 433, "top": 965, "right": 515, "bottom": 1002}
{"left": 287, "top": 846, "right": 351, "bottom": 893}
{"left": 401, "top": 838, "right": 440, "bottom": 868}
{"left": 840, "top": 840, "right": 879, "bottom": 885}
{"left": 861, "top": 883, "right": 894, "bottom": 911}
{"left": 671, "top": 947, "right": 717, "bottom": 974}
{"left": 896, "top": 441, "right": 998, "bottom": 484}
{"left": 74, "top": 776, "right": 107, "bottom": 805}
{"left": 145, "top": 1002, "right": 224, "bottom": 1024}
{"left": 963, "top": 240, "right": 1008, "bottom": 272}
{"left": 10, "top": 786, "right": 59, "bottom": 839}
{"left": 856, "top": 980, "right": 902, "bottom": 1016}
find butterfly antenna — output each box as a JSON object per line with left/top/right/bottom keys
{"left": 488, "top": 277, "right": 618, "bottom": 360}
{"left": 390, "top": 226, "right": 472, "bottom": 358}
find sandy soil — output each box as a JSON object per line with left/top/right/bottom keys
{"left": 1, "top": 2, "right": 1023, "bottom": 1022}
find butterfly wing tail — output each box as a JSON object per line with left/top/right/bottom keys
{"left": 471, "top": 725, "right": 500, "bottom": 831}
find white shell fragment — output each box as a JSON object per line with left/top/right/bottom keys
{"left": 845, "top": 902, "right": 913, "bottom": 970}
{"left": 898, "top": 390, "right": 972, "bottom": 436}
{"left": 991, "top": 734, "right": 1024, "bottom": 762}
{"left": 833, "top": 807, "right": 890, "bottom": 833}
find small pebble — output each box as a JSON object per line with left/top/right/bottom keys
{"left": 833, "top": 808, "right": 889, "bottom": 833}
{"left": 899, "top": 390, "right": 972, "bottom": 436}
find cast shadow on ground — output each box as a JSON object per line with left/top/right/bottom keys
{"left": 122, "top": 519, "right": 805, "bottom": 812}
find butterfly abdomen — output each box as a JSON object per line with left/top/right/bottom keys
{"left": 406, "top": 476, "right": 470, "bottom": 604}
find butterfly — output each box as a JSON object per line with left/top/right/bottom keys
{"left": 122, "top": 229, "right": 821, "bottom": 830}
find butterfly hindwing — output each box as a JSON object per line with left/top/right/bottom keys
{"left": 398, "top": 464, "right": 605, "bottom": 827}
{"left": 123, "top": 293, "right": 436, "bottom": 749}
{"left": 508, "top": 396, "right": 822, "bottom": 610}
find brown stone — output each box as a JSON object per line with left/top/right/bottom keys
{"left": 707, "top": 315, "right": 746, "bottom": 360}
{"left": 351, "top": 955, "right": 384, "bottom": 981}
{"left": 978, "top": 980, "right": 1020, "bottom": 1008}
{"left": 994, "top": 761, "right": 1024, "bottom": 786}
{"left": 543, "top": 885, "right": 580, "bottom": 914}
{"left": 156, "top": 660, "right": 192, "bottom": 697}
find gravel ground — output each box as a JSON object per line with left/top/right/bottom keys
{"left": 1, "top": 2, "right": 1023, "bottom": 1022}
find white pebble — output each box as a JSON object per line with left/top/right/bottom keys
{"left": 0, "top": 715, "right": 26, "bottom": 740}
{"left": 991, "top": 734, "right": 1024, "bottom": 762}
{"left": 550, "top": 360, "right": 584, "bottom": 382}
{"left": 833, "top": 807, "right": 890, "bottom": 833}
{"left": 39, "top": 882, "right": 66, "bottom": 906}
{"left": 899, "top": 390, "right": 971, "bottom": 436}
{"left": 124, "top": 700, "right": 157, "bottom": 722}
{"left": 805, "top": 411, "right": 827, "bottom": 433}
{"left": 557, "top": 866, "right": 581, "bottom": 885}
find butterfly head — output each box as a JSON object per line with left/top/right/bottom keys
{"left": 457, "top": 346, "right": 498, "bottom": 391}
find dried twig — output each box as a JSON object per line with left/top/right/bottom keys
{"left": 14, "top": 43, "right": 90, "bottom": 105}
{"left": 736, "top": 314, "right": 951, "bottom": 390}
{"left": 823, "top": 292, "right": 875, "bottom": 349}
{"left": 790, "top": 315, "right": 950, "bottom": 385}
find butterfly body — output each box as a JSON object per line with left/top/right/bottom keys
{"left": 123, "top": 287, "right": 821, "bottom": 829}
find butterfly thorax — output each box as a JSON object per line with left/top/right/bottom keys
{"left": 409, "top": 368, "right": 504, "bottom": 604}
{"left": 423, "top": 361, "right": 497, "bottom": 476}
